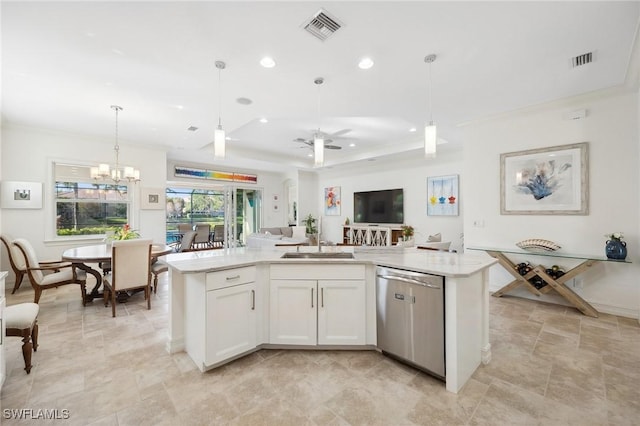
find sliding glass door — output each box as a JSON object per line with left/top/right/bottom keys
{"left": 166, "top": 184, "right": 262, "bottom": 247}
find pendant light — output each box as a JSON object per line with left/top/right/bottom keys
{"left": 214, "top": 60, "right": 226, "bottom": 159}
{"left": 91, "top": 105, "right": 140, "bottom": 184}
{"left": 424, "top": 54, "right": 437, "bottom": 158}
{"left": 314, "top": 77, "right": 325, "bottom": 167}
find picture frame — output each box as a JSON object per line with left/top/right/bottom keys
{"left": 500, "top": 142, "right": 588, "bottom": 215}
{"left": 140, "top": 187, "right": 166, "bottom": 210}
{"left": 324, "top": 186, "right": 341, "bottom": 216}
{"left": 0, "top": 181, "right": 43, "bottom": 209}
{"left": 427, "top": 175, "right": 459, "bottom": 216}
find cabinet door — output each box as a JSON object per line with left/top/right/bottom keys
{"left": 0, "top": 296, "right": 5, "bottom": 389}
{"left": 269, "top": 280, "right": 317, "bottom": 345}
{"left": 318, "top": 280, "right": 366, "bottom": 345}
{"left": 206, "top": 282, "right": 256, "bottom": 365}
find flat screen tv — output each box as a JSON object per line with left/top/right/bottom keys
{"left": 353, "top": 189, "right": 403, "bottom": 224}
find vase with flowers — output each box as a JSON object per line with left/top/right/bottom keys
{"left": 604, "top": 232, "right": 627, "bottom": 260}
{"left": 106, "top": 224, "right": 140, "bottom": 247}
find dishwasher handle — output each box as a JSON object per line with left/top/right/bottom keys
{"left": 378, "top": 274, "right": 441, "bottom": 289}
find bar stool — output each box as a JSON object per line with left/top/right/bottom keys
{"left": 5, "top": 302, "right": 39, "bottom": 374}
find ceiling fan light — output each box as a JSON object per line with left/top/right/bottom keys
{"left": 314, "top": 137, "right": 324, "bottom": 167}
{"left": 424, "top": 122, "right": 437, "bottom": 158}
{"left": 214, "top": 127, "right": 226, "bottom": 158}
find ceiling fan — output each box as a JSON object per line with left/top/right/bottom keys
{"left": 293, "top": 128, "right": 352, "bottom": 150}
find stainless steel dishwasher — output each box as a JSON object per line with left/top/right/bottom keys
{"left": 376, "top": 266, "right": 445, "bottom": 379}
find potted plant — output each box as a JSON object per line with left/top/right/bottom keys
{"left": 303, "top": 214, "right": 317, "bottom": 245}
{"left": 401, "top": 225, "right": 414, "bottom": 240}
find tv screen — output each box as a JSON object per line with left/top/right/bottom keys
{"left": 353, "top": 189, "right": 403, "bottom": 224}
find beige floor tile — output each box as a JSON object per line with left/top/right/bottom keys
{"left": 469, "top": 379, "right": 543, "bottom": 425}
{"left": 3, "top": 276, "right": 640, "bottom": 425}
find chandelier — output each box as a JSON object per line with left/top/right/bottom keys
{"left": 91, "top": 105, "right": 140, "bottom": 184}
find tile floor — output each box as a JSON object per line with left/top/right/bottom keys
{"left": 1, "top": 274, "right": 639, "bottom": 425}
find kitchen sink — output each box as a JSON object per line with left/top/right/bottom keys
{"left": 280, "top": 252, "right": 355, "bottom": 259}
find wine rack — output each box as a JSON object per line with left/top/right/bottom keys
{"left": 483, "top": 249, "right": 600, "bottom": 317}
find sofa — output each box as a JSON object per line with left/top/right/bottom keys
{"left": 246, "top": 226, "right": 308, "bottom": 248}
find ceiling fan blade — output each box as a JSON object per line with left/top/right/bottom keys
{"left": 329, "top": 128, "right": 352, "bottom": 137}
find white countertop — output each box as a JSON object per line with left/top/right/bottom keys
{"left": 166, "top": 246, "right": 497, "bottom": 277}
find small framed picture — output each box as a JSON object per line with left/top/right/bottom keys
{"left": 1, "top": 181, "right": 43, "bottom": 209}
{"left": 140, "top": 187, "right": 165, "bottom": 210}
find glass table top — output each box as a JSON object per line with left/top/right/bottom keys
{"left": 466, "top": 246, "right": 631, "bottom": 263}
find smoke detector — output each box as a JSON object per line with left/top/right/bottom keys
{"left": 302, "top": 8, "right": 342, "bottom": 42}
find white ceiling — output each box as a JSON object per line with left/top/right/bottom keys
{"left": 2, "top": 1, "right": 639, "bottom": 172}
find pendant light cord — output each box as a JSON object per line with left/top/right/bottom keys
{"left": 428, "top": 60, "right": 433, "bottom": 124}
{"left": 316, "top": 78, "right": 323, "bottom": 134}
{"left": 218, "top": 66, "right": 222, "bottom": 128}
{"left": 424, "top": 54, "right": 436, "bottom": 125}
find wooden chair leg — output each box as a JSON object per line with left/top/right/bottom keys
{"left": 11, "top": 271, "right": 24, "bottom": 294}
{"left": 153, "top": 274, "right": 159, "bottom": 294}
{"left": 146, "top": 287, "right": 151, "bottom": 310}
{"left": 111, "top": 288, "right": 116, "bottom": 317}
{"left": 21, "top": 330, "right": 33, "bottom": 374}
{"left": 103, "top": 286, "right": 109, "bottom": 307}
{"left": 33, "top": 287, "right": 42, "bottom": 304}
{"left": 80, "top": 282, "right": 87, "bottom": 306}
{"left": 31, "top": 321, "right": 39, "bottom": 352}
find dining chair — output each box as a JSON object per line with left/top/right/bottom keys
{"left": 5, "top": 302, "right": 39, "bottom": 373}
{"left": 194, "top": 223, "right": 212, "bottom": 248}
{"left": 13, "top": 238, "right": 88, "bottom": 304}
{"left": 151, "top": 231, "right": 198, "bottom": 293}
{"left": 1, "top": 234, "right": 28, "bottom": 294}
{"left": 103, "top": 239, "right": 153, "bottom": 317}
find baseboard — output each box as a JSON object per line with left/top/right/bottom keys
{"left": 489, "top": 282, "right": 639, "bottom": 320}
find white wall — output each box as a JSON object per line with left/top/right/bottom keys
{"left": 1, "top": 123, "right": 167, "bottom": 264}
{"left": 462, "top": 89, "right": 640, "bottom": 318}
{"left": 316, "top": 151, "right": 465, "bottom": 250}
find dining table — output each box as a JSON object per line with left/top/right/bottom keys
{"left": 62, "top": 242, "right": 173, "bottom": 303}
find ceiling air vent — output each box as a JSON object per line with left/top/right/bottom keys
{"left": 571, "top": 52, "right": 593, "bottom": 68}
{"left": 302, "top": 9, "right": 342, "bottom": 42}
{"left": 187, "top": 126, "right": 198, "bottom": 132}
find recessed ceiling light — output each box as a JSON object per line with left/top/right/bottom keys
{"left": 176, "top": 105, "right": 184, "bottom": 110}
{"left": 260, "top": 57, "right": 276, "bottom": 68}
{"left": 187, "top": 126, "right": 198, "bottom": 132}
{"left": 307, "top": 153, "right": 313, "bottom": 157}
{"left": 409, "top": 127, "right": 417, "bottom": 133}
{"left": 259, "top": 118, "right": 268, "bottom": 123}
{"left": 236, "top": 97, "right": 253, "bottom": 105}
{"left": 349, "top": 143, "right": 356, "bottom": 147}
{"left": 358, "top": 57, "right": 374, "bottom": 70}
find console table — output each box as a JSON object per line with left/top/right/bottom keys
{"left": 468, "top": 247, "right": 631, "bottom": 318}
{"left": 342, "top": 225, "right": 403, "bottom": 246}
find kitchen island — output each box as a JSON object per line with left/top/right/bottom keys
{"left": 165, "top": 246, "right": 496, "bottom": 393}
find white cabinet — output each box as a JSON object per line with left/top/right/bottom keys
{"left": 317, "top": 280, "right": 365, "bottom": 345}
{"left": 184, "top": 266, "right": 258, "bottom": 370}
{"left": 269, "top": 280, "right": 317, "bottom": 345}
{"left": 206, "top": 282, "right": 256, "bottom": 365}
{"left": 269, "top": 264, "right": 366, "bottom": 346}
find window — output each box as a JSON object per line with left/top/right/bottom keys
{"left": 54, "top": 164, "right": 130, "bottom": 237}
